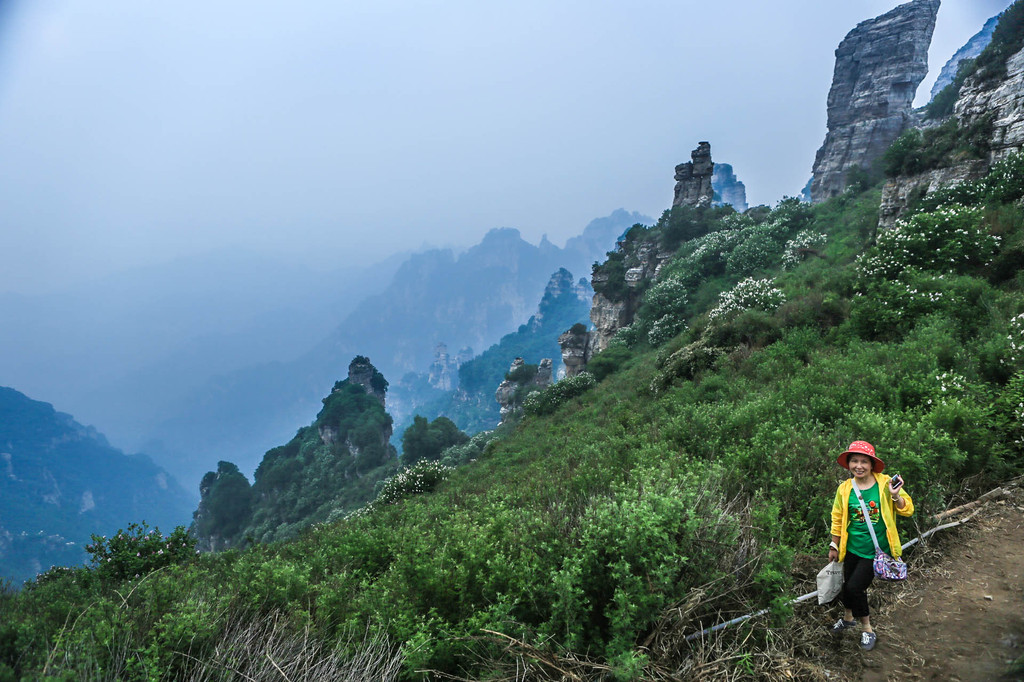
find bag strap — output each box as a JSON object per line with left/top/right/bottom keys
{"left": 851, "top": 481, "right": 884, "bottom": 555}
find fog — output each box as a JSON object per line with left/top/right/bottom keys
{"left": 0, "top": 0, "right": 1013, "bottom": 489}
{"left": 0, "top": 1, "right": 1010, "bottom": 295}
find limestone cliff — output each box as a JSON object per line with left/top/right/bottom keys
{"left": 673, "top": 142, "right": 714, "bottom": 208}
{"left": 810, "top": 0, "right": 939, "bottom": 202}
{"left": 955, "top": 44, "right": 1024, "bottom": 164}
{"left": 346, "top": 355, "right": 387, "bottom": 407}
{"left": 427, "top": 343, "right": 471, "bottom": 391}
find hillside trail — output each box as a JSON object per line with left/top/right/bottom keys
{"left": 827, "top": 495, "right": 1024, "bottom": 681}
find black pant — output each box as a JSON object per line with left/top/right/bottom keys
{"left": 841, "top": 553, "right": 875, "bottom": 618}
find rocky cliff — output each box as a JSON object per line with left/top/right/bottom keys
{"left": 930, "top": 15, "right": 999, "bottom": 101}
{"left": 673, "top": 142, "right": 714, "bottom": 208}
{"left": 561, "top": 230, "right": 674, "bottom": 375}
{"left": 810, "top": 0, "right": 940, "bottom": 202}
{"left": 427, "top": 343, "right": 472, "bottom": 391}
{"left": 712, "top": 162, "right": 748, "bottom": 212}
{"left": 956, "top": 43, "right": 1024, "bottom": 164}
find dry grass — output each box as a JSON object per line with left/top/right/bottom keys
{"left": 177, "top": 611, "right": 403, "bottom": 682}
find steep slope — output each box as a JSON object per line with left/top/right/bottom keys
{"left": 0, "top": 387, "right": 193, "bottom": 585}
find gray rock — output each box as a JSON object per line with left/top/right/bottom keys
{"left": 810, "top": 0, "right": 940, "bottom": 202}
{"left": 673, "top": 142, "right": 715, "bottom": 208}
{"left": 879, "top": 35, "right": 1024, "bottom": 229}
{"left": 956, "top": 44, "right": 1024, "bottom": 164}
{"left": 558, "top": 326, "right": 591, "bottom": 378}
{"left": 878, "top": 160, "right": 988, "bottom": 230}
{"left": 347, "top": 356, "right": 386, "bottom": 406}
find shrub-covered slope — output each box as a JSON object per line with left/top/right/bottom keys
{"left": 3, "top": 146, "right": 1024, "bottom": 680}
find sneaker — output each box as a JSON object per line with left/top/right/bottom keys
{"left": 860, "top": 631, "right": 877, "bottom": 651}
{"left": 831, "top": 618, "right": 857, "bottom": 634}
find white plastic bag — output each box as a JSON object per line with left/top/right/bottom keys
{"left": 816, "top": 561, "right": 843, "bottom": 604}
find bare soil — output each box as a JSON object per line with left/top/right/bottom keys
{"left": 829, "top": 499, "right": 1024, "bottom": 682}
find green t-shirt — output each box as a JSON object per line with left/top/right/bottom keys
{"left": 847, "top": 481, "right": 891, "bottom": 559}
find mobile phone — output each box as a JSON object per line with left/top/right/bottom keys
{"left": 890, "top": 474, "right": 904, "bottom": 489}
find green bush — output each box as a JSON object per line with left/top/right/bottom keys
{"left": 85, "top": 522, "right": 196, "bottom": 582}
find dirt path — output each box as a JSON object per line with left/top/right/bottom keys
{"left": 832, "top": 499, "right": 1024, "bottom": 681}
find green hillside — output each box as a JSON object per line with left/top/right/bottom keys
{"left": 3, "top": 146, "right": 1024, "bottom": 679}
{"left": 0, "top": 387, "right": 194, "bottom": 586}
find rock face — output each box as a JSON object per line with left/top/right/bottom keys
{"left": 495, "top": 357, "right": 553, "bottom": 422}
{"left": 558, "top": 326, "right": 590, "bottom": 378}
{"left": 930, "top": 15, "right": 999, "bottom": 101}
{"left": 712, "top": 163, "right": 748, "bottom": 212}
{"left": 560, "top": 230, "right": 675, "bottom": 375}
{"left": 810, "top": 0, "right": 940, "bottom": 202}
{"left": 955, "top": 44, "right": 1024, "bottom": 163}
{"left": 673, "top": 142, "right": 715, "bottom": 208}
{"left": 878, "top": 161, "right": 989, "bottom": 229}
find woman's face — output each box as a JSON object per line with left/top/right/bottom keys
{"left": 847, "top": 453, "right": 873, "bottom": 478}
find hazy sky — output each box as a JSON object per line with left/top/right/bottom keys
{"left": 0, "top": 0, "right": 1013, "bottom": 294}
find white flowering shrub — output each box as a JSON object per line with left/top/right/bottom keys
{"left": 726, "top": 230, "right": 780, "bottom": 276}
{"left": 857, "top": 205, "right": 997, "bottom": 279}
{"left": 636, "top": 276, "right": 689, "bottom": 347}
{"left": 523, "top": 372, "right": 596, "bottom": 416}
{"left": 373, "top": 460, "right": 453, "bottom": 507}
{"left": 648, "top": 315, "right": 686, "bottom": 347}
{"left": 782, "top": 230, "right": 827, "bottom": 269}
{"left": 708, "top": 278, "right": 786, "bottom": 322}
{"left": 674, "top": 229, "right": 741, "bottom": 276}
{"left": 1008, "top": 313, "right": 1024, "bottom": 359}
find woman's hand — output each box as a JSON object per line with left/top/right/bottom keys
{"left": 888, "top": 475, "right": 905, "bottom": 497}
{"left": 829, "top": 548, "right": 838, "bottom": 562}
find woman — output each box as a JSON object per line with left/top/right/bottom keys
{"left": 827, "top": 440, "right": 914, "bottom": 651}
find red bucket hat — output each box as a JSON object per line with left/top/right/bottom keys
{"left": 837, "top": 440, "right": 885, "bottom": 472}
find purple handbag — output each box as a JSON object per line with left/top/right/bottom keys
{"left": 852, "top": 483, "right": 908, "bottom": 581}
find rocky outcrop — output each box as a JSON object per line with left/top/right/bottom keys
{"left": 955, "top": 44, "right": 1024, "bottom": 164}
{"left": 810, "top": 0, "right": 939, "bottom": 202}
{"left": 495, "top": 357, "right": 553, "bottom": 422}
{"left": 673, "top": 142, "right": 714, "bottom": 208}
{"left": 878, "top": 161, "right": 988, "bottom": 229}
{"left": 712, "top": 163, "right": 748, "bottom": 212}
{"left": 347, "top": 356, "right": 386, "bottom": 406}
{"left": 559, "top": 325, "right": 590, "bottom": 378}
{"left": 879, "top": 37, "right": 1024, "bottom": 228}
{"left": 930, "top": 15, "right": 999, "bottom": 101}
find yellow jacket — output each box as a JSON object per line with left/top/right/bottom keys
{"left": 831, "top": 472, "right": 914, "bottom": 561}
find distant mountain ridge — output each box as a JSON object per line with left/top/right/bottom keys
{"left": 0, "top": 386, "right": 194, "bottom": 585}
{"left": 142, "top": 210, "right": 649, "bottom": 487}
